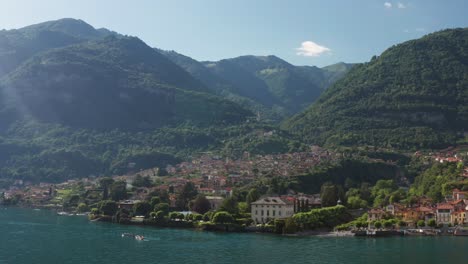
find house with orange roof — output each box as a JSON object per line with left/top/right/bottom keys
{"left": 436, "top": 204, "right": 454, "bottom": 224}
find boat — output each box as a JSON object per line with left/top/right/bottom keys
{"left": 134, "top": 235, "right": 145, "bottom": 241}
{"left": 57, "top": 211, "right": 72, "bottom": 216}
{"left": 121, "top": 233, "right": 134, "bottom": 238}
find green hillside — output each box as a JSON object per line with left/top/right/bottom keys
{"left": 161, "top": 51, "right": 352, "bottom": 121}
{"left": 284, "top": 28, "right": 468, "bottom": 150}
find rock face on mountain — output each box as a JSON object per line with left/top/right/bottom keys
{"left": 284, "top": 28, "right": 468, "bottom": 150}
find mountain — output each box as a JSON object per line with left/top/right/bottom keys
{"left": 284, "top": 28, "right": 468, "bottom": 150}
{"left": 0, "top": 18, "right": 115, "bottom": 77}
{"left": 0, "top": 19, "right": 259, "bottom": 183}
{"left": 160, "top": 51, "right": 353, "bottom": 121}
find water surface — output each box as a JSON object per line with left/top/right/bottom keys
{"left": 0, "top": 208, "right": 466, "bottom": 264}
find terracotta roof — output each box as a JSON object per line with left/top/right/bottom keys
{"left": 368, "top": 208, "right": 386, "bottom": 214}
{"left": 437, "top": 204, "right": 454, "bottom": 210}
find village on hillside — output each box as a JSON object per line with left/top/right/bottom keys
{"left": 1, "top": 146, "right": 468, "bottom": 235}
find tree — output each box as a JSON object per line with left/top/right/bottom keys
{"left": 190, "top": 195, "right": 211, "bottom": 214}
{"left": 246, "top": 188, "right": 260, "bottom": 209}
{"left": 98, "top": 200, "right": 117, "bottom": 216}
{"left": 374, "top": 221, "right": 382, "bottom": 229}
{"left": 153, "top": 203, "right": 170, "bottom": 215}
{"left": 99, "top": 177, "right": 115, "bottom": 200}
{"left": 157, "top": 168, "right": 168, "bottom": 176}
{"left": 150, "top": 197, "right": 161, "bottom": 208}
{"left": 417, "top": 220, "right": 426, "bottom": 227}
{"left": 321, "top": 183, "right": 340, "bottom": 207}
{"left": 203, "top": 211, "right": 214, "bottom": 222}
{"left": 428, "top": 219, "right": 437, "bottom": 228}
{"left": 347, "top": 196, "right": 368, "bottom": 209}
{"left": 76, "top": 203, "right": 89, "bottom": 213}
{"left": 169, "top": 212, "right": 184, "bottom": 220}
{"left": 383, "top": 220, "right": 393, "bottom": 229}
{"left": 283, "top": 217, "right": 298, "bottom": 234}
{"left": 109, "top": 181, "right": 127, "bottom": 201}
{"left": 212, "top": 211, "right": 234, "bottom": 224}
{"left": 132, "top": 175, "right": 153, "bottom": 188}
{"left": 397, "top": 220, "right": 407, "bottom": 228}
{"left": 237, "top": 202, "right": 249, "bottom": 214}
{"left": 176, "top": 182, "right": 198, "bottom": 210}
{"left": 133, "top": 201, "right": 152, "bottom": 216}
{"left": 219, "top": 196, "right": 238, "bottom": 215}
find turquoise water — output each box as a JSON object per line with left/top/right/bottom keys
{"left": 0, "top": 208, "right": 467, "bottom": 264}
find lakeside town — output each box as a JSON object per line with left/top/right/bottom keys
{"left": 1, "top": 146, "right": 468, "bottom": 236}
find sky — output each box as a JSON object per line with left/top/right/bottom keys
{"left": 0, "top": 0, "right": 467, "bottom": 67}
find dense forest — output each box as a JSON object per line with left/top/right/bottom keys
{"left": 284, "top": 28, "right": 468, "bottom": 150}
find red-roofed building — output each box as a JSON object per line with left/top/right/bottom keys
{"left": 436, "top": 204, "right": 454, "bottom": 224}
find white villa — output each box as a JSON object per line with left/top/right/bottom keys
{"left": 251, "top": 197, "right": 294, "bottom": 224}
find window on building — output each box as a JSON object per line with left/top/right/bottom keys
{"left": 273, "top": 210, "right": 276, "bottom": 216}
{"left": 267, "top": 210, "right": 269, "bottom": 216}
{"left": 279, "top": 211, "right": 281, "bottom": 216}
{"left": 261, "top": 210, "right": 264, "bottom": 216}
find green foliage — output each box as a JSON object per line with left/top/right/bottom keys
{"left": 133, "top": 201, "right": 152, "bottom": 216}
{"left": 374, "top": 221, "right": 382, "bottom": 229}
{"left": 320, "top": 183, "right": 345, "bottom": 207}
{"left": 109, "top": 181, "right": 127, "bottom": 201}
{"left": 296, "top": 159, "right": 399, "bottom": 193}
{"left": 417, "top": 220, "right": 426, "bottom": 227}
{"left": 411, "top": 162, "right": 462, "bottom": 202}
{"left": 76, "top": 203, "right": 89, "bottom": 213}
{"left": 246, "top": 188, "right": 260, "bottom": 209}
{"left": 189, "top": 195, "right": 211, "bottom": 215}
{"left": 153, "top": 203, "right": 170, "bottom": 215}
{"left": 162, "top": 51, "right": 352, "bottom": 122}
{"left": 98, "top": 200, "right": 117, "bottom": 216}
{"left": 428, "top": 219, "right": 437, "bottom": 228}
{"left": 131, "top": 175, "right": 153, "bottom": 188}
{"left": 285, "top": 28, "right": 468, "bottom": 150}
{"left": 219, "top": 197, "right": 239, "bottom": 215}
{"left": 176, "top": 182, "right": 198, "bottom": 210}
{"left": 293, "top": 205, "right": 350, "bottom": 230}
{"left": 283, "top": 217, "right": 298, "bottom": 234}
{"left": 212, "top": 211, "right": 235, "bottom": 224}
{"left": 150, "top": 197, "right": 161, "bottom": 209}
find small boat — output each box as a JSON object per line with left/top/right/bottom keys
{"left": 57, "top": 211, "right": 71, "bottom": 216}
{"left": 134, "top": 235, "right": 145, "bottom": 241}
{"left": 121, "top": 233, "right": 134, "bottom": 238}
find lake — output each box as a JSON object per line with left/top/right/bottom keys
{"left": 0, "top": 208, "right": 466, "bottom": 264}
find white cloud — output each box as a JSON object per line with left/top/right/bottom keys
{"left": 296, "top": 41, "right": 331, "bottom": 57}
{"left": 384, "top": 2, "right": 392, "bottom": 8}
{"left": 397, "top": 2, "right": 406, "bottom": 8}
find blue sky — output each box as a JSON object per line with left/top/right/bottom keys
{"left": 0, "top": 0, "right": 467, "bottom": 66}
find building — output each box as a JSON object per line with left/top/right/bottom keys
{"left": 206, "top": 196, "right": 223, "bottom": 210}
{"left": 436, "top": 204, "right": 454, "bottom": 224}
{"left": 452, "top": 189, "right": 467, "bottom": 200}
{"left": 367, "top": 208, "right": 387, "bottom": 222}
{"left": 251, "top": 197, "right": 294, "bottom": 224}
